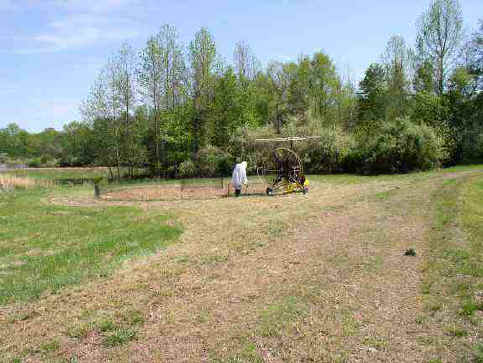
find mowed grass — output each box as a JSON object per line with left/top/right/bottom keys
{"left": 422, "top": 173, "right": 483, "bottom": 361}
{"left": 1, "top": 166, "right": 482, "bottom": 361}
{"left": 0, "top": 186, "right": 181, "bottom": 305}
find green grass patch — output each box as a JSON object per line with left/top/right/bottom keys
{"left": 200, "top": 254, "right": 228, "bottom": 265}
{"left": 122, "top": 309, "right": 145, "bottom": 326}
{"left": 446, "top": 325, "right": 468, "bottom": 337}
{"left": 223, "top": 340, "right": 263, "bottom": 363}
{"left": 6, "top": 167, "right": 111, "bottom": 180}
{"left": 362, "top": 335, "right": 388, "bottom": 350}
{"left": 40, "top": 339, "right": 60, "bottom": 353}
{"left": 0, "top": 187, "right": 181, "bottom": 305}
{"left": 257, "top": 296, "right": 307, "bottom": 337}
{"left": 66, "top": 322, "right": 92, "bottom": 339}
{"left": 474, "top": 343, "right": 483, "bottom": 363}
{"left": 102, "top": 328, "right": 137, "bottom": 347}
{"left": 423, "top": 174, "right": 483, "bottom": 360}
{"left": 97, "top": 318, "right": 117, "bottom": 332}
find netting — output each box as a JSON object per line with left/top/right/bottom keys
{"left": 96, "top": 178, "right": 267, "bottom": 201}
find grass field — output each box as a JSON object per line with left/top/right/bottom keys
{"left": 0, "top": 166, "right": 482, "bottom": 362}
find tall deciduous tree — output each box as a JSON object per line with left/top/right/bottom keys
{"left": 138, "top": 33, "right": 163, "bottom": 175}
{"left": 138, "top": 25, "right": 186, "bottom": 175}
{"left": 113, "top": 43, "right": 138, "bottom": 176}
{"left": 382, "top": 35, "right": 412, "bottom": 119}
{"left": 189, "top": 27, "right": 217, "bottom": 152}
{"left": 81, "top": 61, "right": 123, "bottom": 178}
{"left": 266, "top": 61, "right": 290, "bottom": 134}
{"left": 308, "top": 52, "right": 340, "bottom": 125}
{"left": 212, "top": 67, "right": 240, "bottom": 147}
{"left": 416, "top": 0, "right": 463, "bottom": 95}
{"left": 358, "top": 63, "right": 387, "bottom": 123}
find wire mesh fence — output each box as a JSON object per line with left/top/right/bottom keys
{"left": 95, "top": 177, "right": 268, "bottom": 201}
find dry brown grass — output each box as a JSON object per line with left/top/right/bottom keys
{"left": 0, "top": 174, "right": 37, "bottom": 190}
{"left": 0, "top": 171, "right": 480, "bottom": 362}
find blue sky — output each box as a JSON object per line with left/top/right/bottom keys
{"left": 1, "top": 0, "right": 482, "bottom": 132}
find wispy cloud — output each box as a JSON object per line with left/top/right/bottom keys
{"left": 0, "top": 0, "right": 18, "bottom": 11}
{"left": 28, "top": 16, "right": 139, "bottom": 52}
{"left": 11, "top": 0, "right": 141, "bottom": 53}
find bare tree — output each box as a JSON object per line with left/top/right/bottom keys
{"left": 138, "top": 33, "right": 163, "bottom": 175}
{"left": 113, "top": 43, "right": 137, "bottom": 176}
{"left": 81, "top": 59, "right": 123, "bottom": 179}
{"left": 416, "top": 0, "right": 463, "bottom": 94}
{"left": 233, "top": 41, "right": 259, "bottom": 81}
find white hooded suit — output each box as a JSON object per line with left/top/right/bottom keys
{"left": 232, "top": 161, "right": 248, "bottom": 190}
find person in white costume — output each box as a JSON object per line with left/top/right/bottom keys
{"left": 232, "top": 161, "right": 248, "bottom": 196}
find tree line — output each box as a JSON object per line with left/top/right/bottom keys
{"left": 1, "top": 0, "right": 481, "bottom": 176}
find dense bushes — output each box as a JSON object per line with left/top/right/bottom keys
{"left": 196, "top": 145, "right": 233, "bottom": 177}
{"left": 177, "top": 146, "right": 233, "bottom": 178}
{"left": 226, "top": 118, "right": 447, "bottom": 176}
{"left": 178, "top": 159, "right": 197, "bottom": 178}
{"left": 300, "top": 128, "right": 355, "bottom": 174}
{"left": 348, "top": 118, "right": 446, "bottom": 174}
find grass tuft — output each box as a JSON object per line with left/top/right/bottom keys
{"left": 97, "top": 319, "right": 117, "bottom": 332}
{"left": 474, "top": 343, "right": 483, "bottom": 363}
{"left": 102, "top": 328, "right": 137, "bottom": 347}
{"left": 123, "top": 310, "right": 145, "bottom": 326}
{"left": 66, "top": 322, "right": 92, "bottom": 339}
{"left": 258, "top": 296, "right": 307, "bottom": 337}
{"left": 41, "top": 339, "right": 60, "bottom": 353}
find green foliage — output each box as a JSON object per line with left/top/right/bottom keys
{"left": 196, "top": 145, "right": 233, "bottom": 177}
{"left": 300, "top": 127, "right": 354, "bottom": 173}
{"left": 416, "top": 0, "right": 463, "bottom": 94}
{"left": 178, "top": 159, "right": 197, "bottom": 178}
{"left": 27, "top": 157, "right": 42, "bottom": 168}
{"left": 350, "top": 117, "right": 445, "bottom": 174}
{"left": 358, "top": 63, "right": 387, "bottom": 122}
{"left": 211, "top": 67, "right": 242, "bottom": 147}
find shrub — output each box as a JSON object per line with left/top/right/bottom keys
{"left": 196, "top": 145, "right": 233, "bottom": 177}
{"left": 228, "top": 126, "right": 279, "bottom": 175}
{"left": 300, "top": 127, "right": 355, "bottom": 174}
{"left": 350, "top": 117, "right": 445, "bottom": 174}
{"left": 40, "top": 155, "right": 49, "bottom": 165}
{"left": 0, "top": 153, "right": 8, "bottom": 164}
{"left": 178, "top": 159, "right": 197, "bottom": 178}
{"left": 27, "top": 158, "right": 41, "bottom": 168}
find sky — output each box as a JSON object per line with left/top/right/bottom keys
{"left": 1, "top": 0, "right": 482, "bottom": 132}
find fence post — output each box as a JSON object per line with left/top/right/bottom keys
{"left": 94, "top": 184, "right": 100, "bottom": 198}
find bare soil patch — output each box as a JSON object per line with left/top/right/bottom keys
{"left": 101, "top": 185, "right": 223, "bottom": 201}
{"left": 100, "top": 183, "right": 269, "bottom": 201}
